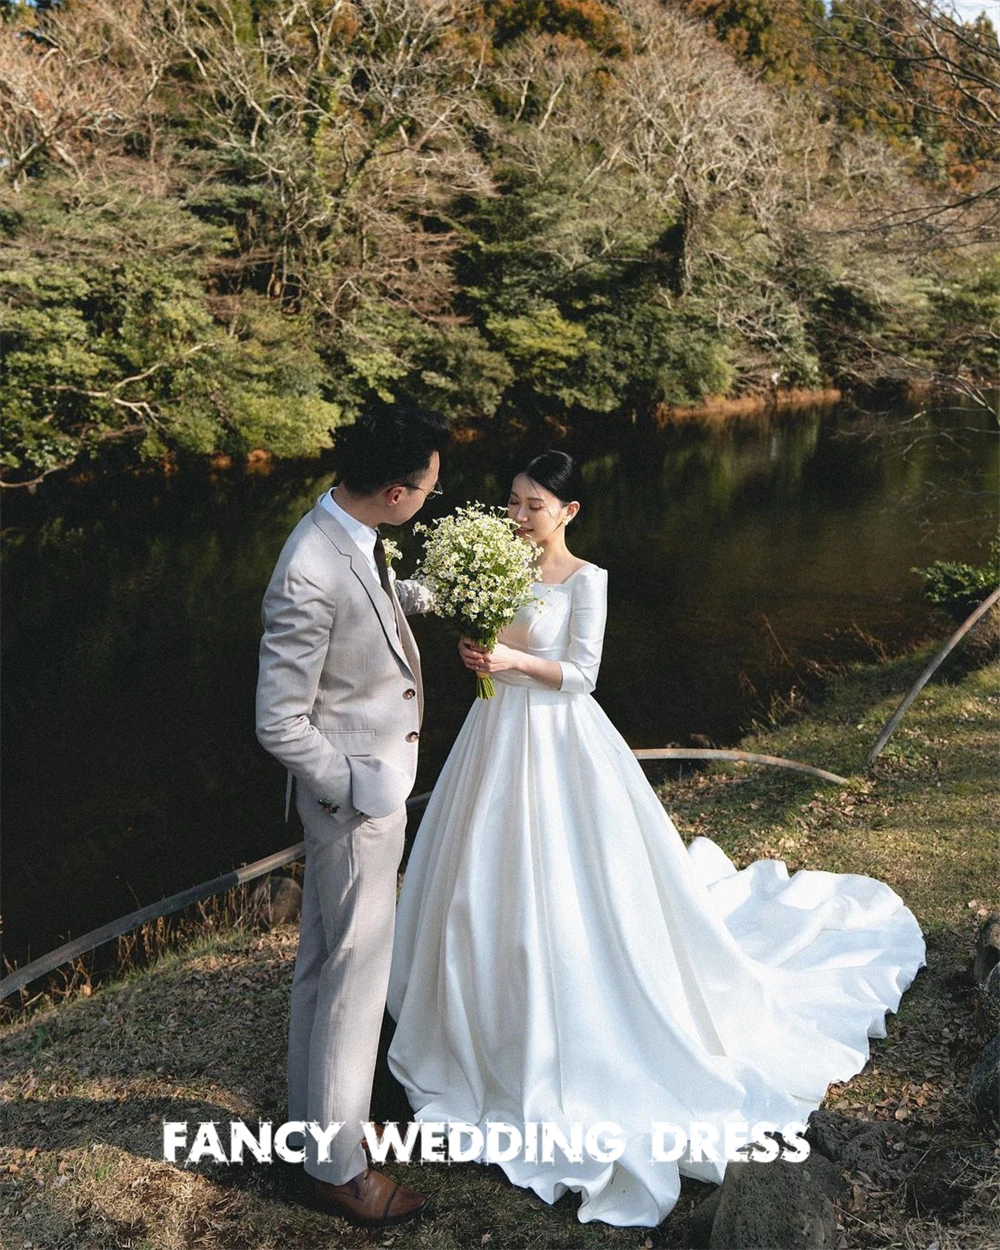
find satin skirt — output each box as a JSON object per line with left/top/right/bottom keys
{"left": 387, "top": 683, "right": 926, "bottom": 1226}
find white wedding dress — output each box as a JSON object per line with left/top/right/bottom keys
{"left": 387, "top": 564, "right": 926, "bottom": 1227}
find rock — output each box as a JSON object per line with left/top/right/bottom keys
{"left": 972, "top": 914, "right": 1000, "bottom": 986}
{"left": 968, "top": 1034, "right": 1000, "bottom": 1132}
{"left": 707, "top": 1144, "right": 847, "bottom": 1250}
{"left": 903, "top": 1145, "right": 972, "bottom": 1218}
{"left": 688, "top": 1187, "right": 722, "bottom": 1249}
{"left": 804, "top": 1109, "right": 897, "bottom": 1176}
{"left": 250, "top": 875, "right": 302, "bottom": 928}
{"left": 975, "top": 964, "right": 1000, "bottom": 1037}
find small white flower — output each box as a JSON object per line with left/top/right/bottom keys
{"left": 414, "top": 503, "right": 539, "bottom": 653}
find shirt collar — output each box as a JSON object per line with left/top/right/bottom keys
{"left": 320, "top": 488, "right": 378, "bottom": 554}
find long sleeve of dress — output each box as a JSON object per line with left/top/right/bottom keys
{"left": 557, "top": 565, "right": 608, "bottom": 694}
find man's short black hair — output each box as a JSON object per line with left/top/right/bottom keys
{"left": 332, "top": 405, "right": 450, "bottom": 496}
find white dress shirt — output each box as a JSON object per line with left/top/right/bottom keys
{"left": 319, "top": 488, "right": 380, "bottom": 581}
{"left": 318, "top": 487, "right": 434, "bottom": 614}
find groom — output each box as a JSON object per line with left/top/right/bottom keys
{"left": 255, "top": 405, "right": 448, "bottom": 1226}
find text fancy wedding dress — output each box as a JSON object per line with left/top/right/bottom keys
{"left": 387, "top": 564, "right": 926, "bottom": 1227}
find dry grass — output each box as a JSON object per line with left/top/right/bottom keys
{"left": 1, "top": 883, "right": 279, "bottom": 1023}
{"left": 2, "top": 654, "right": 997, "bottom": 1250}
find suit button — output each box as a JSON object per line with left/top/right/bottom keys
{"left": 403, "top": 688, "right": 416, "bottom": 700}
{"left": 405, "top": 731, "right": 419, "bottom": 743}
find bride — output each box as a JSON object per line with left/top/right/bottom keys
{"left": 386, "top": 451, "right": 926, "bottom": 1228}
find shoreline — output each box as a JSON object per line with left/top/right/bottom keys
{"left": 1, "top": 384, "right": 937, "bottom": 493}
{"left": 652, "top": 386, "right": 843, "bottom": 423}
{"left": 3, "top": 402, "right": 991, "bottom": 985}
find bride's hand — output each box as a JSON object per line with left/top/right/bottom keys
{"left": 459, "top": 637, "right": 520, "bottom": 674}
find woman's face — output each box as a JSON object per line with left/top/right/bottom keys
{"left": 507, "top": 473, "right": 575, "bottom": 547}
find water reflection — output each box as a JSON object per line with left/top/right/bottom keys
{"left": 2, "top": 403, "right": 996, "bottom": 969}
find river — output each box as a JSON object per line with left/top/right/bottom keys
{"left": 1, "top": 399, "right": 996, "bottom": 972}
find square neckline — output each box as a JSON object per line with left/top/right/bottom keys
{"left": 533, "top": 562, "right": 595, "bottom": 587}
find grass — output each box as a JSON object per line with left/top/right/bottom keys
{"left": 1, "top": 651, "right": 997, "bottom": 1250}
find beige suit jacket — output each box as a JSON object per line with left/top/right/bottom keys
{"left": 256, "top": 499, "right": 426, "bottom": 825}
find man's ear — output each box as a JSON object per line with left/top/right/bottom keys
{"left": 384, "top": 485, "right": 406, "bottom": 507}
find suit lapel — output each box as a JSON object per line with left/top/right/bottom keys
{"left": 309, "top": 502, "right": 413, "bottom": 675}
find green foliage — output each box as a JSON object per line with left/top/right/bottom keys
{"left": 0, "top": 187, "right": 343, "bottom": 477}
{"left": 405, "top": 324, "right": 515, "bottom": 418}
{"left": 486, "top": 303, "right": 595, "bottom": 404}
{"left": 0, "top": 249, "right": 223, "bottom": 472}
{"left": 202, "top": 300, "right": 342, "bottom": 457}
{"left": 581, "top": 297, "right": 737, "bottom": 408}
{"left": 912, "top": 542, "right": 1000, "bottom": 620}
{"left": 926, "top": 254, "right": 1000, "bottom": 379}
{"left": 452, "top": 174, "right": 738, "bottom": 411}
{"left": 483, "top": 0, "right": 625, "bottom": 51}
{"left": 681, "top": 0, "right": 826, "bottom": 88}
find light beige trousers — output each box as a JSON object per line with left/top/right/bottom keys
{"left": 287, "top": 799, "right": 407, "bottom": 1184}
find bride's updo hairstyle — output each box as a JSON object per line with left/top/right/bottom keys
{"left": 519, "top": 450, "right": 584, "bottom": 510}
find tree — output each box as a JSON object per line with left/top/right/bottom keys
{"left": 1, "top": 0, "right": 995, "bottom": 486}
{"left": 679, "top": 0, "right": 827, "bottom": 89}
{"left": 819, "top": 0, "right": 999, "bottom": 205}
{"left": 0, "top": 0, "right": 170, "bottom": 189}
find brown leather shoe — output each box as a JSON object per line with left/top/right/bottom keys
{"left": 306, "top": 1168, "right": 427, "bottom": 1227}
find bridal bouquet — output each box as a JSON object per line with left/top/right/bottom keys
{"left": 414, "top": 504, "right": 539, "bottom": 698}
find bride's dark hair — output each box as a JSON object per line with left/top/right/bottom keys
{"left": 519, "top": 450, "right": 584, "bottom": 506}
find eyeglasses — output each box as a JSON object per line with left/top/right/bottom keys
{"left": 400, "top": 479, "right": 443, "bottom": 498}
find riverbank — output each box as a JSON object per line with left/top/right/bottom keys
{"left": 652, "top": 387, "right": 843, "bottom": 423}
{"left": 1, "top": 649, "right": 997, "bottom": 1250}
{"left": 43, "top": 386, "right": 849, "bottom": 485}
{"left": 48, "top": 378, "right": 979, "bottom": 491}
